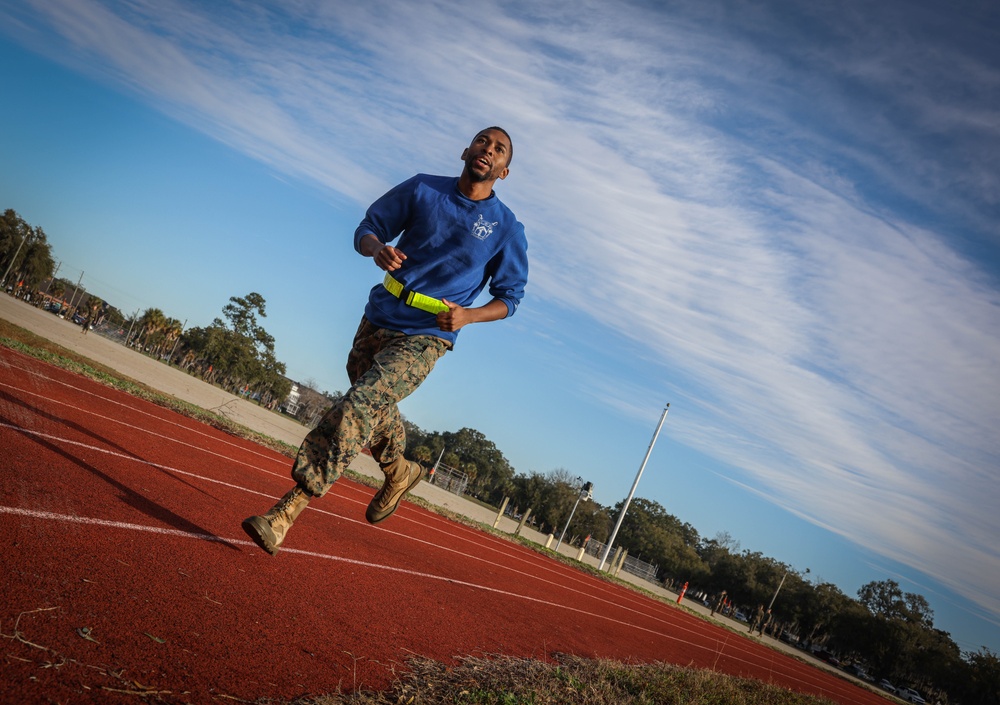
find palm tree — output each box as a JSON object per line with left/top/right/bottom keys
{"left": 180, "top": 349, "right": 198, "bottom": 370}
{"left": 412, "top": 446, "right": 433, "bottom": 466}
{"left": 158, "top": 318, "right": 183, "bottom": 359}
{"left": 137, "top": 308, "right": 167, "bottom": 352}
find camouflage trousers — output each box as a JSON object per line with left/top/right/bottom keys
{"left": 291, "top": 317, "right": 450, "bottom": 497}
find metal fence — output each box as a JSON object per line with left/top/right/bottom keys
{"left": 620, "top": 552, "right": 660, "bottom": 582}
{"left": 428, "top": 462, "right": 467, "bottom": 496}
{"left": 583, "top": 537, "right": 660, "bottom": 583}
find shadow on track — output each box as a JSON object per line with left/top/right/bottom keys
{"left": 0, "top": 393, "right": 241, "bottom": 550}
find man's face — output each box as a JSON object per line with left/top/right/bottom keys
{"left": 461, "top": 129, "right": 511, "bottom": 183}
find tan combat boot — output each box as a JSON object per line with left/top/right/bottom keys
{"left": 241, "top": 486, "right": 310, "bottom": 555}
{"left": 366, "top": 457, "right": 423, "bottom": 524}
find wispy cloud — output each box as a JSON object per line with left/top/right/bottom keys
{"left": 4, "top": 0, "right": 998, "bottom": 620}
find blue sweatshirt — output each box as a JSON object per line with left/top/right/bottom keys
{"left": 354, "top": 174, "right": 529, "bottom": 345}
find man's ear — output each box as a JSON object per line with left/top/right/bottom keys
{"left": 461, "top": 147, "right": 469, "bottom": 161}
{"left": 497, "top": 166, "right": 509, "bottom": 181}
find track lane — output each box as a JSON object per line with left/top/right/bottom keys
{"left": 0, "top": 346, "right": 889, "bottom": 704}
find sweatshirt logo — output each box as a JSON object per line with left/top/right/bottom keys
{"left": 471, "top": 214, "right": 498, "bottom": 241}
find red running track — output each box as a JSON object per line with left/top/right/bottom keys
{"left": 0, "top": 346, "right": 890, "bottom": 704}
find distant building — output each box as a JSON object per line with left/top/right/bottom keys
{"left": 281, "top": 383, "right": 302, "bottom": 417}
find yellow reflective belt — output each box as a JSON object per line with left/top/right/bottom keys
{"left": 382, "top": 273, "right": 450, "bottom": 315}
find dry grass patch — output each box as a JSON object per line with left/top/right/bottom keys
{"left": 297, "top": 654, "right": 837, "bottom": 705}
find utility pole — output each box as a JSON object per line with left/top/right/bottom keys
{"left": 599, "top": 403, "right": 670, "bottom": 571}
{"left": 43, "top": 262, "right": 61, "bottom": 296}
{"left": 125, "top": 309, "right": 140, "bottom": 347}
{"left": 556, "top": 480, "right": 593, "bottom": 551}
{"left": 1, "top": 229, "right": 29, "bottom": 288}
{"left": 167, "top": 319, "right": 188, "bottom": 363}
{"left": 67, "top": 271, "right": 84, "bottom": 312}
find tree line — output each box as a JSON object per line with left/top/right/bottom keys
{"left": 101, "top": 294, "right": 292, "bottom": 410}
{"left": 2, "top": 209, "right": 106, "bottom": 325}
{"left": 1, "top": 209, "right": 292, "bottom": 411}
{"left": 174, "top": 292, "right": 292, "bottom": 407}
{"left": 400, "top": 421, "right": 998, "bottom": 705}
{"left": 1, "top": 209, "right": 55, "bottom": 293}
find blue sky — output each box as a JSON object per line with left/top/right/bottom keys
{"left": 2, "top": 0, "right": 998, "bottom": 655}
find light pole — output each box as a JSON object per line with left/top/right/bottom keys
{"left": 767, "top": 571, "right": 787, "bottom": 612}
{"left": 428, "top": 447, "right": 445, "bottom": 485}
{"left": 768, "top": 567, "right": 808, "bottom": 612}
{"left": 556, "top": 480, "right": 593, "bottom": 551}
{"left": 599, "top": 403, "right": 670, "bottom": 571}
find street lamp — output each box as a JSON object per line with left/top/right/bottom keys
{"left": 767, "top": 567, "right": 808, "bottom": 611}
{"left": 556, "top": 480, "right": 593, "bottom": 551}
{"left": 598, "top": 403, "right": 670, "bottom": 571}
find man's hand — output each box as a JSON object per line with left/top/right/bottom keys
{"left": 436, "top": 300, "right": 472, "bottom": 332}
{"left": 374, "top": 244, "right": 406, "bottom": 272}
{"left": 436, "top": 298, "right": 508, "bottom": 332}
{"left": 360, "top": 233, "right": 406, "bottom": 271}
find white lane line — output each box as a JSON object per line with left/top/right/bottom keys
{"left": 0, "top": 426, "right": 830, "bottom": 695}
{"left": 2, "top": 403, "right": 778, "bottom": 679}
{"left": 0, "top": 505, "right": 234, "bottom": 543}
{"left": 2, "top": 371, "right": 603, "bottom": 584}
{"left": 0, "top": 419, "right": 278, "bottom": 498}
{"left": 0, "top": 396, "right": 822, "bottom": 686}
{"left": 403, "top": 508, "right": 668, "bottom": 611}
{"left": 1, "top": 416, "right": 689, "bottom": 638}
{"left": 0, "top": 507, "right": 841, "bottom": 698}
{"left": 0, "top": 416, "right": 667, "bottom": 624}
{"left": 0, "top": 505, "right": 726, "bottom": 662}
{"left": 0, "top": 357, "right": 851, "bottom": 698}
{"left": 0, "top": 378, "right": 282, "bottom": 475}
{"left": 0, "top": 367, "right": 381, "bottom": 503}
{"left": 0, "top": 360, "right": 286, "bottom": 464}
{"left": 3, "top": 357, "right": 609, "bottom": 601}
{"left": 0, "top": 416, "right": 740, "bottom": 657}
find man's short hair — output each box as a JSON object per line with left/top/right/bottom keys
{"left": 482, "top": 126, "right": 512, "bottom": 166}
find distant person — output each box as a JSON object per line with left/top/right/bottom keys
{"left": 242, "top": 127, "right": 528, "bottom": 556}
{"left": 750, "top": 604, "right": 764, "bottom": 633}
{"left": 758, "top": 608, "right": 772, "bottom": 636}
{"left": 711, "top": 590, "right": 727, "bottom": 616}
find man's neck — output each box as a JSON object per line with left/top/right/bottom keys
{"left": 457, "top": 173, "right": 495, "bottom": 201}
